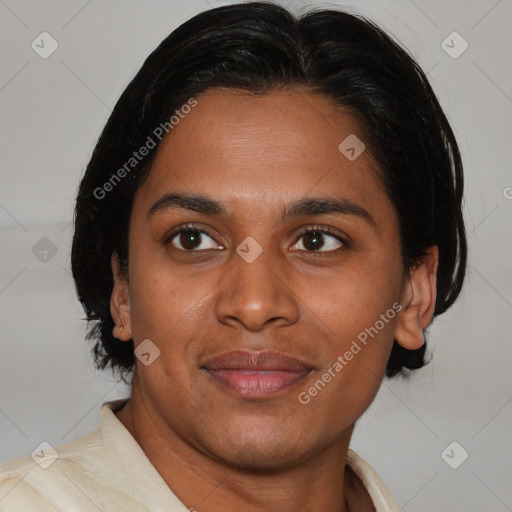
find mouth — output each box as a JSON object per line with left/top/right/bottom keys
{"left": 201, "top": 350, "right": 313, "bottom": 399}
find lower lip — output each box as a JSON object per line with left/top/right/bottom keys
{"left": 206, "top": 369, "right": 309, "bottom": 398}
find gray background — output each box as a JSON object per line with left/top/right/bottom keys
{"left": 1, "top": 0, "right": 511, "bottom": 510}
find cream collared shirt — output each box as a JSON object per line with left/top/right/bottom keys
{"left": 0, "top": 399, "right": 399, "bottom": 511}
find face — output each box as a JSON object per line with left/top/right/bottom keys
{"left": 117, "top": 88, "right": 408, "bottom": 470}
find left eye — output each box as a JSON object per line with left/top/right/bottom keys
{"left": 291, "top": 228, "right": 344, "bottom": 252}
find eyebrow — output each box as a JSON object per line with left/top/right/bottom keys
{"left": 147, "top": 192, "right": 376, "bottom": 226}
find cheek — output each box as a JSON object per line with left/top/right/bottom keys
{"left": 307, "top": 259, "right": 401, "bottom": 337}
{"left": 298, "top": 316, "right": 396, "bottom": 430}
{"left": 301, "top": 255, "right": 402, "bottom": 389}
{"left": 127, "top": 248, "right": 215, "bottom": 337}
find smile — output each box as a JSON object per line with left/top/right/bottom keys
{"left": 202, "top": 350, "right": 313, "bottom": 398}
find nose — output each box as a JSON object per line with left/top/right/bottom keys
{"left": 215, "top": 245, "right": 300, "bottom": 332}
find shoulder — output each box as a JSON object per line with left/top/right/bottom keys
{"left": 346, "top": 449, "right": 399, "bottom": 512}
{"left": 0, "top": 398, "right": 171, "bottom": 511}
{"left": 0, "top": 427, "right": 106, "bottom": 511}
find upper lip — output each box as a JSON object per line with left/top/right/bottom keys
{"left": 202, "top": 350, "right": 312, "bottom": 372}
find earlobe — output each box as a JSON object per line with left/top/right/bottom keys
{"left": 110, "top": 252, "right": 132, "bottom": 341}
{"left": 394, "top": 246, "right": 439, "bottom": 350}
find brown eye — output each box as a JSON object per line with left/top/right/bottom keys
{"left": 302, "top": 231, "right": 325, "bottom": 251}
{"left": 166, "top": 226, "right": 223, "bottom": 252}
{"left": 176, "top": 229, "right": 202, "bottom": 250}
{"left": 291, "top": 227, "right": 345, "bottom": 252}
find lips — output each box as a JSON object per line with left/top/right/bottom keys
{"left": 202, "top": 350, "right": 312, "bottom": 398}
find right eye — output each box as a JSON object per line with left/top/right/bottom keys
{"left": 164, "top": 225, "right": 224, "bottom": 252}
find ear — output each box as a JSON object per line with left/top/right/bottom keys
{"left": 110, "top": 252, "right": 132, "bottom": 341}
{"left": 394, "top": 246, "right": 439, "bottom": 350}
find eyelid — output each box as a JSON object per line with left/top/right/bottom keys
{"left": 163, "top": 222, "right": 223, "bottom": 248}
{"left": 293, "top": 224, "right": 351, "bottom": 251}
{"left": 163, "top": 222, "right": 350, "bottom": 251}
{"left": 293, "top": 224, "right": 349, "bottom": 246}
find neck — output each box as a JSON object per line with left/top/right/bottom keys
{"left": 115, "top": 386, "right": 364, "bottom": 512}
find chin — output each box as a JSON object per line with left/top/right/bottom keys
{"left": 201, "top": 425, "right": 309, "bottom": 473}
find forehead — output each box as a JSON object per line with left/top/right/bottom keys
{"left": 157, "top": 87, "right": 373, "bottom": 168}
{"left": 135, "top": 87, "right": 389, "bottom": 221}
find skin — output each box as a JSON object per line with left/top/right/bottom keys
{"left": 110, "top": 88, "right": 439, "bottom": 511}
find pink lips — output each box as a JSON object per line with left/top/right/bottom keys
{"left": 202, "top": 350, "right": 311, "bottom": 398}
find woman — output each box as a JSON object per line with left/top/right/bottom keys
{"left": 0, "top": 2, "right": 466, "bottom": 510}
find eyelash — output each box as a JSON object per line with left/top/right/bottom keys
{"left": 163, "top": 223, "right": 349, "bottom": 253}
{"left": 293, "top": 225, "right": 348, "bottom": 252}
